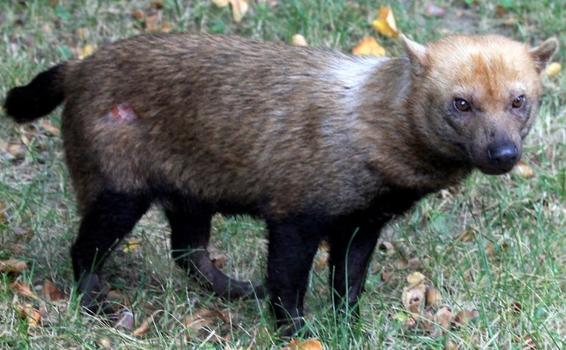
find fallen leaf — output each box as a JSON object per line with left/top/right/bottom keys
{"left": 286, "top": 338, "right": 324, "bottom": 350}
{"left": 291, "top": 34, "right": 308, "bottom": 47}
{"left": 184, "top": 308, "right": 229, "bottom": 333}
{"left": 4, "top": 141, "right": 26, "bottom": 159}
{"left": 420, "top": 310, "right": 435, "bottom": 332}
{"left": 512, "top": 161, "right": 535, "bottom": 179}
{"left": 78, "top": 44, "right": 95, "bottom": 60}
{"left": 150, "top": 0, "right": 164, "bottom": 10}
{"left": 407, "top": 257, "right": 422, "bottom": 270}
{"left": 133, "top": 311, "right": 160, "bottom": 337}
{"left": 452, "top": 309, "right": 479, "bottom": 327}
{"left": 97, "top": 337, "right": 112, "bottom": 349}
{"left": 211, "top": 253, "right": 227, "bottom": 269}
{"left": 230, "top": 0, "right": 249, "bottom": 23}
{"left": 402, "top": 282, "right": 426, "bottom": 315}
{"left": 445, "top": 339, "right": 459, "bottom": 350}
{"left": 131, "top": 9, "right": 145, "bottom": 21}
{"left": 16, "top": 303, "right": 41, "bottom": 327}
{"left": 39, "top": 120, "right": 61, "bottom": 136}
{"left": 394, "top": 257, "right": 409, "bottom": 269}
{"left": 544, "top": 62, "right": 561, "bottom": 77}
{"left": 406, "top": 271, "right": 425, "bottom": 286}
{"left": 11, "top": 281, "right": 40, "bottom": 300}
{"left": 114, "top": 309, "right": 135, "bottom": 330}
{"left": 372, "top": 6, "right": 399, "bottom": 38}
{"left": 0, "top": 259, "right": 28, "bottom": 274}
{"left": 352, "top": 37, "right": 386, "bottom": 56}
{"left": 456, "top": 229, "right": 476, "bottom": 242}
{"left": 122, "top": 238, "right": 142, "bottom": 253}
{"left": 434, "top": 306, "right": 453, "bottom": 330}
{"left": 144, "top": 12, "right": 161, "bottom": 32}
{"left": 43, "top": 279, "right": 66, "bottom": 302}
{"left": 425, "top": 3, "right": 446, "bottom": 17}
{"left": 380, "top": 270, "right": 392, "bottom": 283}
{"left": 161, "top": 22, "right": 173, "bottom": 33}
{"left": 76, "top": 27, "right": 89, "bottom": 40}
{"left": 425, "top": 286, "right": 442, "bottom": 307}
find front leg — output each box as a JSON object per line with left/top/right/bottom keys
{"left": 266, "top": 217, "right": 325, "bottom": 336}
{"left": 327, "top": 217, "right": 383, "bottom": 316}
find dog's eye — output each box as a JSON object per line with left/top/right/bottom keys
{"left": 453, "top": 98, "right": 471, "bottom": 112}
{"left": 512, "top": 95, "right": 525, "bottom": 109}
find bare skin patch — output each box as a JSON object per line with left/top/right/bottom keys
{"left": 107, "top": 103, "right": 137, "bottom": 122}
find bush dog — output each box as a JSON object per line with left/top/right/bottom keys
{"left": 4, "top": 33, "right": 558, "bottom": 335}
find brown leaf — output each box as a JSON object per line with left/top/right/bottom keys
{"left": 78, "top": 44, "right": 95, "bottom": 60}
{"left": 114, "top": 309, "right": 135, "bottom": 330}
{"left": 425, "top": 286, "right": 442, "bottom": 307}
{"left": 42, "top": 279, "right": 66, "bottom": 302}
{"left": 457, "top": 228, "right": 476, "bottom": 242}
{"left": 39, "top": 120, "right": 61, "bottom": 136}
{"left": 5, "top": 141, "right": 26, "bottom": 159}
{"left": 184, "top": 308, "right": 229, "bottom": 333}
{"left": 133, "top": 311, "right": 160, "bottom": 337}
{"left": 150, "top": 0, "right": 164, "bottom": 10}
{"left": 229, "top": 0, "right": 249, "bottom": 23}
{"left": 407, "top": 257, "right": 422, "bottom": 270}
{"left": 512, "top": 161, "right": 535, "bottom": 179}
{"left": 352, "top": 37, "right": 386, "bottom": 57}
{"left": 11, "top": 281, "right": 40, "bottom": 300}
{"left": 372, "top": 6, "right": 399, "bottom": 38}
{"left": 291, "top": 34, "right": 308, "bottom": 47}
{"left": 160, "top": 22, "right": 174, "bottom": 33}
{"left": 434, "top": 306, "right": 453, "bottom": 330}
{"left": 445, "top": 339, "right": 459, "bottom": 350}
{"left": 0, "top": 259, "right": 28, "bottom": 274}
{"left": 452, "top": 309, "right": 479, "bottom": 327}
{"left": 211, "top": 253, "right": 227, "bottom": 269}
{"left": 144, "top": 13, "right": 160, "bottom": 32}
{"left": 380, "top": 270, "right": 392, "bottom": 283}
{"left": 16, "top": 303, "right": 41, "bottom": 327}
{"left": 285, "top": 338, "right": 324, "bottom": 350}
{"left": 420, "top": 310, "right": 435, "bottom": 332}
{"left": 122, "top": 238, "right": 142, "bottom": 253}
{"left": 406, "top": 271, "right": 425, "bottom": 286}
{"left": 131, "top": 9, "right": 146, "bottom": 21}
{"left": 212, "top": 0, "right": 230, "bottom": 7}
{"left": 97, "top": 337, "right": 113, "bottom": 349}
{"left": 401, "top": 282, "right": 426, "bottom": 315}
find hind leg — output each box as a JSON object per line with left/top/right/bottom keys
{"left": 71, "top": 190, "right": 151, "bottom": 310}
{"left": 165, "top": 197, "right": 265, "bottom": 299}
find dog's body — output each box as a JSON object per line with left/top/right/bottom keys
{"left": 4, "top": 33, "right": 557, "bottom": 335}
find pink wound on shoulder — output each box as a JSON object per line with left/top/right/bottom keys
{"left": 110, "top": 103, "right": 137, "bottom": 122}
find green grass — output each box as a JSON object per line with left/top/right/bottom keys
{"left": 1, "top": 0, "right": 565, "bottom": 349}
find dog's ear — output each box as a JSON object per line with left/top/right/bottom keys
{"left": 529, "top": 37, "right": 559, "bottom": 73}
{"left": 400, "top": 34, "right": 428, "bottom": 75}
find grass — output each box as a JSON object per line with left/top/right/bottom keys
{"left": 0, "top": 0, "right": 565, "bottom": 348}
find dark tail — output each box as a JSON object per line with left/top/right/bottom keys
{"left": 4, "top": 64, "right": 66, "bottom": 123}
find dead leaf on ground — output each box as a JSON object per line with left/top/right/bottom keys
{"left": 512, "top": 161, "right": 535, "bottom": 178}
{"left": 457, "top": 228, "right": 476, "bottom": 242}
{"left": 3, "top": 141, "right": 26, "bottom": 159}
{"left": 284, "top": 338, "right": 324, "bottom": 350}
{"left": 160, "top": 22, "right": 174, "bottom": 33}
{"left": 380, "top": 270, "right": 392, "bottom": 283}
{"left": 16, "top": 303, "right": 41, "bottom": 327}
{"left": 97, "top": 337, "right": 113, "bottom": 349}
{"left": 0, "top": 259, "right": 28, "bottom": 274}
{"left": 39, "top": 120, "right": 61, "bottom": 136}
{"left": 352, "top": 37, "right": 386, "bottom": 56}
{"left": 211, "top": 253, "right": 227, "bottom": 269}
{"left": 150, "top": 0, "right": 164, "bottom": 10}
{"left": 372, "top": 6, "right": 399, "bottom": 38}
{"left": 291, "top": 34, "right": 308, "bottom": 47}
{"left": 434, "top": 306, "right": 453, "bottom": 330}
{"left": 131, "top": 9, "right": 145, "bottom": 21}
{"left": 184, "top": 308, "right": 229, "bottom": 333}
{"left": 42, "top": 279, "right": 66, "bottom": 302}
{"left": 452, "top": 309, "right": 479, "bottom": 327}
{"left": 406, "top": 271, "right": 425, "bottom": 286}
{"left": 425, "top": 286, "right": 442, "bottom": 307}
{"left": 445, "top": 339, "right": 459, "bottom": 350}
{"left": 212, "top": 0, "right": 230, "bottom": 7}
{"left": 545, "top": 62, "right": 561, "bottom": 77}
{"left": 402, "top": 282, "right": 426, "bottom": 315}
{"left": 133, "top": 311, "right": 160, "bottom": 337}
{"left": 11, "top": 281, "right": 40, "bottom": 300}
{"left": 144, "top": 13, "right": 161, "bottom": 32}
{"left": 122, "top": 238, "right": 142, "bottom": 253}
{"left": 78, "top": 44, "right": 95, "bottom": 60}
{"left": 216, "top": 0, "right": 249, "bottom": 23}
{"left": 115, "top": 309, "right": 135, "bottom": 330}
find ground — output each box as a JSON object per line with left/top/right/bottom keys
{"left": 0, "top": 0, "right": 564, "bottom": 349}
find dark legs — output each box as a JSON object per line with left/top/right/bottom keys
{"left": 327, "top": 219, "right": 382, "bottom": 316}
{"left": 266, "top": 218, "right": 325, "bottom": 336}
{"left": 71, "top": 191, "right": 152, "bottom": 310}
{"left": 165, "top": 198, "right": 264, "bottom": 299}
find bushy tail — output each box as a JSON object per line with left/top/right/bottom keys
{"left": 4, "top": 64, "right": 66, "bottom": 123}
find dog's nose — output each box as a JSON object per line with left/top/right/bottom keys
{"left": 488, "top": 142, "right": 518, "bottom": 169}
